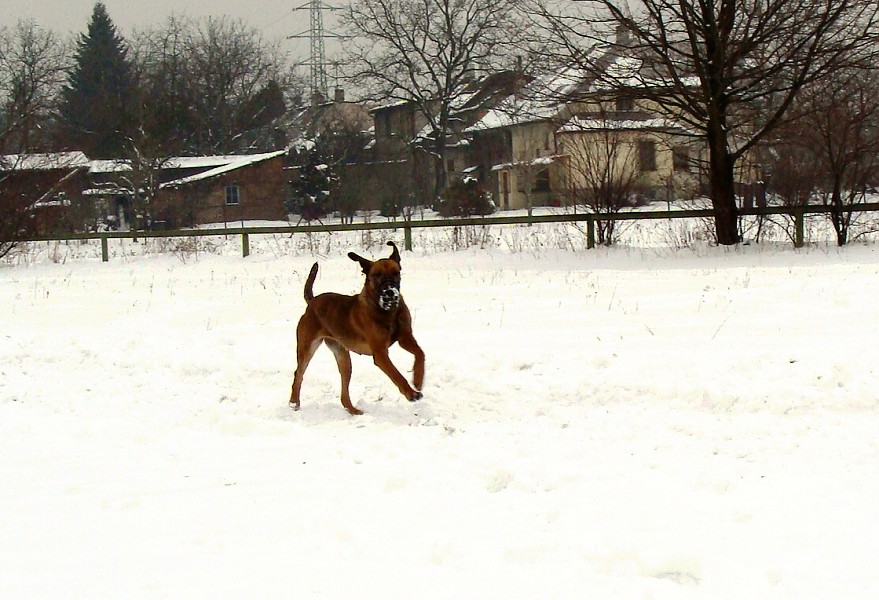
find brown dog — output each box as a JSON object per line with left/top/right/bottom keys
{"left": 289, "top": 241, "right": 425, "bottom": 415}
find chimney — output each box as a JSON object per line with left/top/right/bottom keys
{"left": 334, "top": 87, "right": 345, "bottom": 103}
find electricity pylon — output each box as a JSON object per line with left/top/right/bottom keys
{"left": 290, "top": 0, "right": 344, "bottom": 101}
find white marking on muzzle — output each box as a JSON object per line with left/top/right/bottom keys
{"left": 378, "top": 286, "right": 400, "bottom": 311}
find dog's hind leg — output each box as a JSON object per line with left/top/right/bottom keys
{"left": 290, "top": 337, "right": 321, "bottom": 411}
{"left": 326, "top": 339, "right": 362, "bottom": 415}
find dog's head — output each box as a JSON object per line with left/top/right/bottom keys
{"left": 349, "top": 241, "right": 403, "bottom": 311}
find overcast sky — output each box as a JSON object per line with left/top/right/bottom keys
{"left": 0, "top": 0, "right": 332, "bottom": 59}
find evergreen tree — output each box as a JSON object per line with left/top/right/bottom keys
{"left": 288, "top": 141, "right": 334, "bottom": 221}
{"left": 58, "top": 3, "right": 137, "bottom": 158}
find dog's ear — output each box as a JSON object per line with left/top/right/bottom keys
{"left": 348, "top": 252, "right": 373, "bottom": 275}
{"left": 387, "top": 241, "right": 401, "bottom": 265}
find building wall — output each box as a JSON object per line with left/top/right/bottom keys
{"left": 558, "top": 128, "right": 703, "bottom": 204}
{"left": 486, "top": 121, "right": 565, "bottom": 211}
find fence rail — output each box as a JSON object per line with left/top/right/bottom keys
{"left": 18, "top": 202, "right": 879, "bottom": 262}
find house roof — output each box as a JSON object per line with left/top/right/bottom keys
{"left": 0, "top": 152, "right": 90, "bottom": 172}
{"left": 83, "top": 150, "right": 289, "bottom": 197}
{"left": 465, "top": 67, "right": 588, "bottom": 132}
{"left": 160, "top": 150, "right": 287, "bottom": 188}
{"left": 369, "top": 98, "right": 413, "bottom": 114}
{"left": 369, "top": 71, "right": 523, "bottom": 119}
{"left": 466, "top": 41, "right": 698, "bottom": 135}
{"left": 89, "top": 156, "right": 242, "bottom": 174}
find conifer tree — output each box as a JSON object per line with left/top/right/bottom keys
{"left": 58, "top": 2, "right": 137, "bottom": 158}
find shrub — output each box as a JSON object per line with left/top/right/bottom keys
{"left": 436, "top": 177, "right": 496, "bottom": 217}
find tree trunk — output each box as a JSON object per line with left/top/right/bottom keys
{"left": 830, "top": 181, "right": 848, "bottom": 246}
{"left": 434, "top": 125, "right": 448, "bottom": 201}
{"left": 707, "top": 125, "right": 740, "bottom": 245}
{"left": 435, "top": 154, "right": 446, "bottom": 201}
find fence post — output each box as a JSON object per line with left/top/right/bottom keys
{"left": 587, "top": 215, "right": 596, "bottom": 249}
{"left": 242, "top": 232, "right": 250, "bottom": 258}
{"left": 404, "top": 225, "right": 412, "bottom": 251}
{"left": 794, "top": 208, "right": 805, "bottom": 248}
{"left": 101, "top": 236, "right": 109, "bottom": 262}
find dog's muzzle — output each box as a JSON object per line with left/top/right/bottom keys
{"left": 378, "top": 284, "right": 401, "bottom": 311}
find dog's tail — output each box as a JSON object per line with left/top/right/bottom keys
{"left": 304, "top": 263, "right": 318, "bottom": 304}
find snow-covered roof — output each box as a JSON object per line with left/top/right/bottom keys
{"left": 88, "top": 159, "right": 129, "bottom": 174}
{"left": 559, "top": 116, "right": 697, "bottom": 135}
{"left": 491, "top": 154, "right": 567, "bottom": 171}
{"left": 586, "top": 49, "right": 701, "bottom": 92}
{"left": 88, "top": 155, "right": 250, "bottom": 174}
{"left": 160, "top": 150, "right": 287, "bottom": 188}
{"left": 0, "top": 152, "right": 90, "bottom": 171}
{"left": 85, "top": 151, "right": 288, "bottom": 189}
{"left": 369, "top": 98, "right": 413, "bottom": 113}
{"left": 466, "top": 67, "right": 587, "bottom": 132}
{"left": 466, "top": 44, "right": 700, "bottom": 135}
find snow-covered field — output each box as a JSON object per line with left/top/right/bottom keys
{"left": 2, "top": 221, "right": 879, "bottom": 598}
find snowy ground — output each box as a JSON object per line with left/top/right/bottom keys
{"left": 2, "top": 221, "right": 879, "bottom": 598}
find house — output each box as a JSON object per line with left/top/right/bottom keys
{"left": 0, "top": 152, "right": 92, "bottom": 235}
{"left": 363, "top": 98, "right": 438, "bottom": 209}
{"left": 465, "top": 68, "right": 586, "bottom": 211}
{"left": 153, "top": 150, "right": 289, "bottom": 227}
{"left": 356, "top": 72, "right": 524, "bottom": 211}
{"left": 463, "top": 37, "right": 714, "bottom": 212}
{"left": 87, "top": 150, "right": 289, "bottom": 229}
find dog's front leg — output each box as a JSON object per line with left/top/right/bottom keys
{"left": 397, "top": 333, "right": 425, "bottom": 392}
{"left": 371, "top": 346, "right": 422, "bottom": 402}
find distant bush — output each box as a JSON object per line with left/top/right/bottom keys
{"left": 436, "top": 177, "right": 496, "bottom": 217}
{"left": 380, "top": 197, "right": 401, "bottom": 218}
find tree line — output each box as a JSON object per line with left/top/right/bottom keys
{"left": 0, "top": 3, "right": 302, "bottom": 161}
{"left": 4, "top": 0, "right": 879, "bottom": 247}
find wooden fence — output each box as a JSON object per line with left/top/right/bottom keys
{"left": 18, "top": 202, "right": 879, "bottom": 262}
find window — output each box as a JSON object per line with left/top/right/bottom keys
{"left": 532, "top": 168, "right": 551, "bottom": 193}
{"left": 226, "top": 185, "right": 240, "bottom": 206}
{"left": 616, "top": 96, "right": 635, "bottom": 112}
{"left": 638, "top": 141, "right": 657, "bottom": 172}
{"left": 673, "top": 146, "right": 691, "bottom": 171}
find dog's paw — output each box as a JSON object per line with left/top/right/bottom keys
{"left": 409, "top": 391, "right": 423, "bottom": 402}
{"left": 289, "top": 401, "right": 301, "bottom": 411}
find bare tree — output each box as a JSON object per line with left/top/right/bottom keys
{"left": 129, "top": 16, "right": 197, "bottom": 156}
{"left": 0, "top": 21, "right": 67, "bottom": 153}
{"left": 132, "top": 15, "right": 300, "bottom": 155}
{"left": 535, "top": 0, "right": 879, "bottom": 245}
{"left": 1, "top": 21, "right": 69, "bottom": 257}
{"left": 797, "top": 70, "right": 879, "bottom": 245}
{"left": 186, "top": 17, "right": 294, "bottom": 153}
{"left": 341, "top": 0, "right": 527, "bottom": 200}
